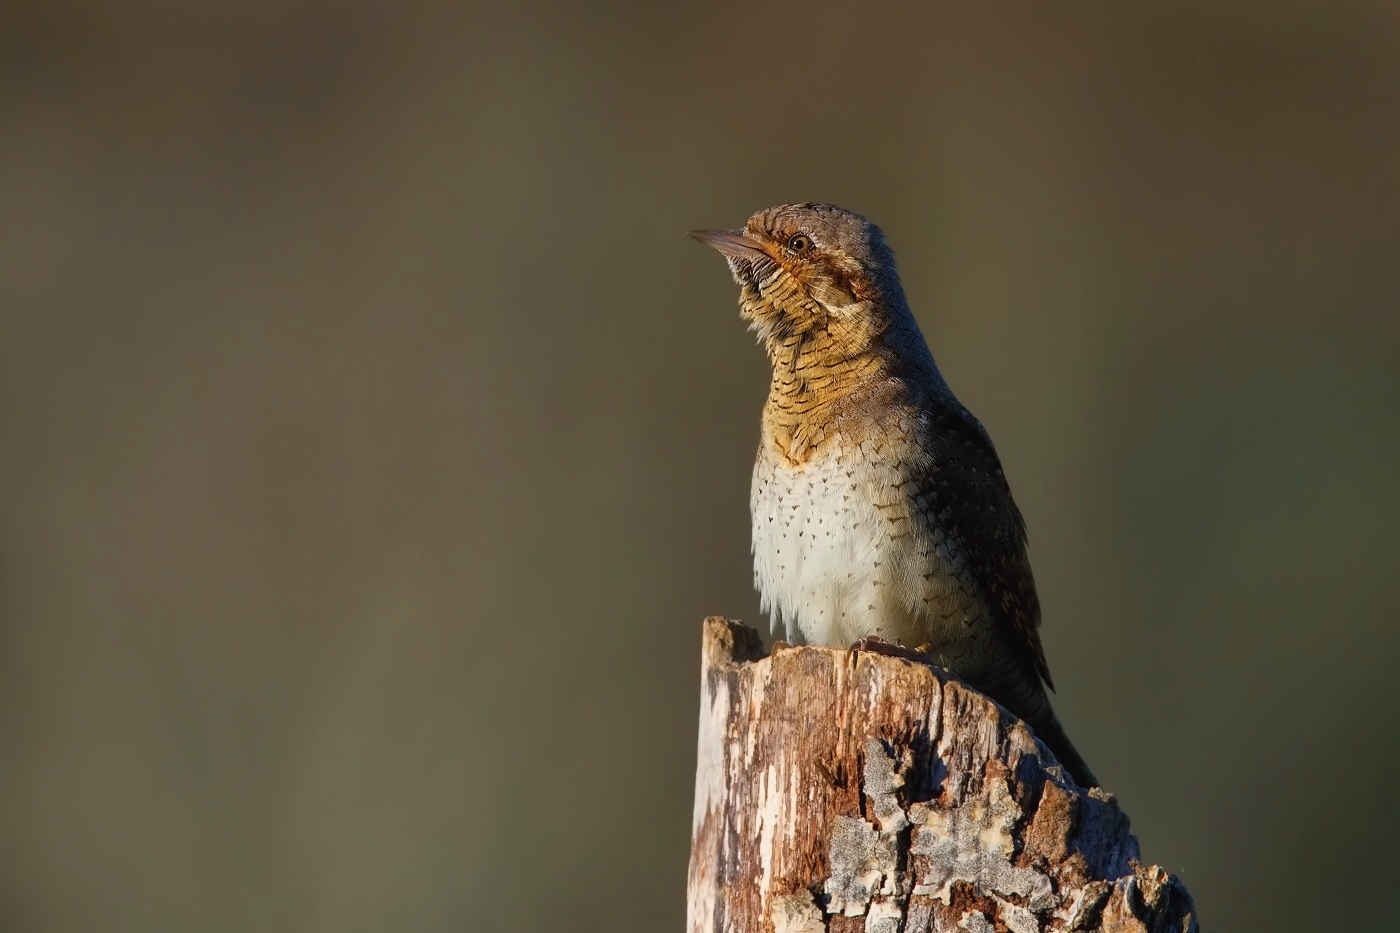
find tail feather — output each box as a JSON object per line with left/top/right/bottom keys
{"left": 1031, "top": 714, "right": 1098, "bottom": 788}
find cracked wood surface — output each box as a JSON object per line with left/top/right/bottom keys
{"left": 687, "top": 618, "right": 1198, "bottom": 933}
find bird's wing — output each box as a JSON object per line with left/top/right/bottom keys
{"left": 921, "top": 396, "right": 1054, "bottom": 690}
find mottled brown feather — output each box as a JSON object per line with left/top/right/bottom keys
{"left": 918, "top": 396, "right": 1054, "bottom": 692}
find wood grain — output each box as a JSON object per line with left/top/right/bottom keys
{"left": 687, "top": 619, "right": 1197, "bottom": 933}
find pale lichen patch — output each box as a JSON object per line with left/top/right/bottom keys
{"left": 862, "top": 738, "right": 910, "bottom": 835}
{"left": 995, "top": 896, "right": 1041, "bottom": 933}
{"left": 957, "top": 909, "right": 995, "bottom": 933}
{"left": 911, "top": 777, "right": 1054, "bottom": 910}
{"left": 824, "top": 814, "right": 899, "bottom": 916}
{"left": 866, "top": 897, "right": 905, "bottom": 933}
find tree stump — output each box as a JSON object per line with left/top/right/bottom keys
{"left": 687, "top": 618, "right": 1198, "bottom": 933}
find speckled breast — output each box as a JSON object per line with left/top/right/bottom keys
{"left": 750, "top": 433, "right": 991, "bottom": 656}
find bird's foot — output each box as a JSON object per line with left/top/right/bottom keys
{"left": 849, "top": 636, "right": 930, "bottom": 664}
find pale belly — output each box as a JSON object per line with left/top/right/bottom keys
{"left": 750, "top": 443, "right": 991, "bottom": 654}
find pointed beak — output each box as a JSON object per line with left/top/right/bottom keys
{"left": 688, "top": 228, "right": 770, "bottom": 263}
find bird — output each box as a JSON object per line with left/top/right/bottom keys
{"left": 691, "top": 203, "right": 1097, "bottom": 788}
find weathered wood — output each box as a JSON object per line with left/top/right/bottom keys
{"left": 687, "top": 618, "right": 1197, "bottom": 933}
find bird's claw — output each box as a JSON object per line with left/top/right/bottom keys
{"left": 849, "top": 636, "right": 930, "bottom": 664}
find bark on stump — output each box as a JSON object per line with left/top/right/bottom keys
{"left": 687, "top": 618, "right": 1198, "bottom": 933}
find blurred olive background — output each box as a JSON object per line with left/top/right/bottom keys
{"left": 1, "top": 2, "right": 1397, "bottom": 930}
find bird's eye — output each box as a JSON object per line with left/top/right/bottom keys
{"left": 787, "top": 234, "right": 814, "bottom": 253}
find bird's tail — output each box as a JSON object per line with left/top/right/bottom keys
{"left": 1031, "top": 713, "right": 1098, "bottom": 789}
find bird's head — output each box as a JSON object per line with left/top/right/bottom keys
{"left": 690, "top": 203, "right": 914, "bottom": 357}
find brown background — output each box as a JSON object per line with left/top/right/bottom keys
{"left": 1, "top": 2, "right": 1397, "bottom": 930}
